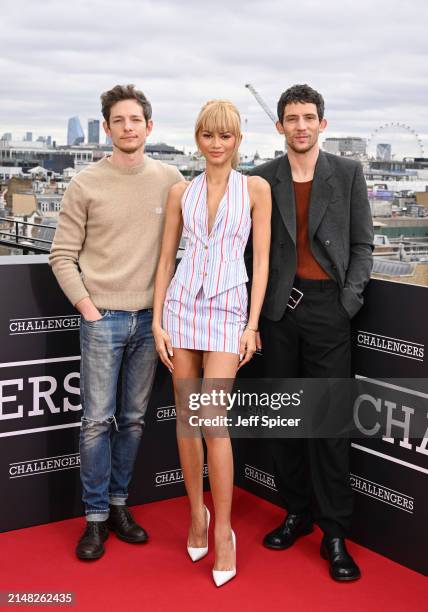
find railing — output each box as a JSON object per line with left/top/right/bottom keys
{"left": 0, "top": 218, "right": 55, "bottom": 254}
{"left": 0, "top": 217, "right": 188, "bottom": 256}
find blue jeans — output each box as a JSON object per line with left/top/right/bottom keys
{"left": 79, "top": 309, "right": 157, "bottom": 522}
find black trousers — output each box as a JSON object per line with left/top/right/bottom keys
{"left": 260, "top": 278, "right": 353, "bottom": 537}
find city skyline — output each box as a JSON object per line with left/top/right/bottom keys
{"left": 1, "top": 0, "right": 427, "bottom": 157}
{"left": 1, "top": 120, "right": 424, "bottom": 161}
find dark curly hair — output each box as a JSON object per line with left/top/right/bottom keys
{"left": 100, "top": 84, "right": 152, "bottom": 125}
{"left": 277, "top": 84, "right": 325, "bottom": 124}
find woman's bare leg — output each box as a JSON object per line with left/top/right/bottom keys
{"left": 202, "top": 351, "right": 239, "bottom": 571}
{"left": 171, "top": 348, "right": 207, "bottom": 548}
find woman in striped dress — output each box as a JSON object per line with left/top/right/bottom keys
{"left": 152, "top": 100, "right": 271, "bottom": 586}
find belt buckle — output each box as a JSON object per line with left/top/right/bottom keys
{"left": 287, "top": 287, "right": 303, "bottom": 310}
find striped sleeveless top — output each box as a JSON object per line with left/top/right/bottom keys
{"left": 173, "top": 169, "right": 251, "bottom": 298}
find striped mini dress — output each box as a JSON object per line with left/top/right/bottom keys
{"left": 163, "top": 169, "right": 252, "bottom": 354}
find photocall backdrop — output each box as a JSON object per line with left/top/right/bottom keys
{"left": 0, "top": 260, "right": 426, "bottom": 576}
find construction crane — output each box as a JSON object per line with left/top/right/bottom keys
{"left": 245, "top": 83, "right": 277, "bottom": 125}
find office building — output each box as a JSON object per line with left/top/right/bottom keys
{"left": 377, "top": 143, "right": 392, "bottom": 161}
{"left": 88, "top": 119, "right": 100, "bottom": 144}
{"left": 67, "top": 117, "right": 84, "bottom": 146}
{"left": 323, "top": 137, "right": 367, "bottom": 157}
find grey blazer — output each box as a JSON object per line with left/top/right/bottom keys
{"left": 245, "top": 151, "right": 374, "bottom": 321}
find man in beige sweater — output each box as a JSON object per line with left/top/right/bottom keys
{"left": 49, "top": 84, "right": 183, "bottom": 560}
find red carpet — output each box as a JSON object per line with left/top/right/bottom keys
{"left": 0, "top": 488, "right": 425, "bottom": 611}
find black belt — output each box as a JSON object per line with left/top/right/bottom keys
{"left": 287, "top": 277, "right": 337, "bottom": 310}
{"left": 293, "top": 277, "right": 336, "bottom": 292}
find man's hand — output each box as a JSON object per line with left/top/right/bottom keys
{"left": 75, "top": 297, "right": 102, "bottom": 322}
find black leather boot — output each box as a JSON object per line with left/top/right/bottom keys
{"left": 263, "top": 513, "right": 313, "bottom": 550}
{"left": 320, "top": 536, "right": 361, "bottom": 581}
{"left": 76, "top": 521, "right": 109, "bottom": 560}
{"left": 107, "top": 505, "right": 148, "bottom": 543}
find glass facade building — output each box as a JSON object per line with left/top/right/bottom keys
{"left": 88, "top": 119, "right": 100, "bottom": 144}
{"left": 67, "top": 116, "right": 84, "bottom": 146}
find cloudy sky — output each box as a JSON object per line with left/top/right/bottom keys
{"left": 1, "top": 0, "right": 427, "bottom": 157}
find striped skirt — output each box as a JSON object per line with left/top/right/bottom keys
{"left": 163, "top": 278, "right": 248, "bottom": 354}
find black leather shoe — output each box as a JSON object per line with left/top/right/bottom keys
{"left": 320, "top": 536, "right": 361, "bottom": 581}
{"left": 107, "top": 505, "right": 148, "bottom": 543}
{"left": 263, "top": 513, "right": 313, "bottom": 550}
{"left": 76, "top": 521, "right": 109, "bottom": 560}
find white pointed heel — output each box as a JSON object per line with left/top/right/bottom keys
{"left": 187, "top": 505, "right": 210, "bottom": 562}
{"left": 212, "top": 530, "right": 236, "bottom": 587}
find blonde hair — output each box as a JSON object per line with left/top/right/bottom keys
{"left": 194, "top": 100, "right": 242, "bottom": 169}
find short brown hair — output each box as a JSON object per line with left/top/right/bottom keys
{"left": 100, "top": 84, "right": 152, "bottom": 124}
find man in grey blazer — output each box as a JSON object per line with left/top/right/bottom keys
{"left": 246, "top": 84, "right": 373, "bottom": 581}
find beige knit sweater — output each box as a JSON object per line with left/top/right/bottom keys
{"left": 49, "top": 156, "right": 183, "bottom": 310}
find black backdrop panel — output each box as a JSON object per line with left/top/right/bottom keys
{"left": 349, "top": 280, "right": 427, "bottom": 576}
{"left": 0, "top": 261, "right": 81, "bottom": 363}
